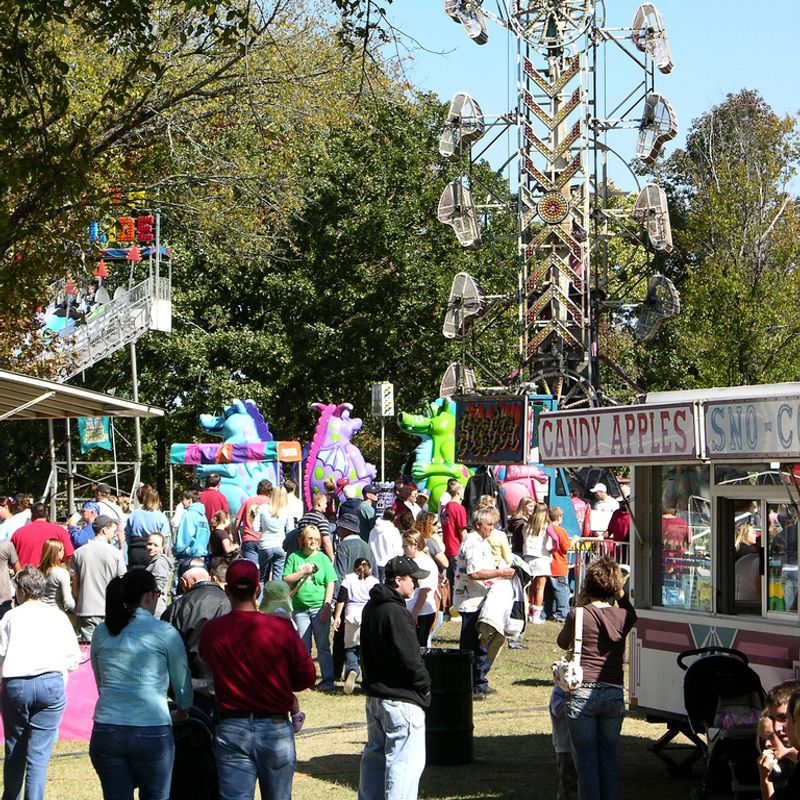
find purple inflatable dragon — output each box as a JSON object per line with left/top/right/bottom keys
{"left": 303, "top": 402, "right": 377, "bottom": 509}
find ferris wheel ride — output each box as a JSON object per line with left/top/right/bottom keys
{"left": 435, "top": 0, "right": 681, "bottom": 410}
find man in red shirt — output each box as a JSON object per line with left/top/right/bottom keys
{"left": 198, "top": 559, "right": 316, "bottom": 799}
{"left": 199, "top": 473, "right": 230, "bottom": 526}
{"left": 11, "top": 503, "right": 74, "bottom": 567}
{"left": 440, "top": 482, "right": 468, "bottom": 592}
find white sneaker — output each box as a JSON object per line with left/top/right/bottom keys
{"left": 343, "top": 670, "right": 358, "bottom": 695}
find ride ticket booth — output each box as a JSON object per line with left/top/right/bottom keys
{"left": 537, "top": 383, "right": 800, "bottom": 729}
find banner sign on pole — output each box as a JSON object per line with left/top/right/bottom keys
{"left": 78, "top": 417, "right": 112, "bottom": 453}
{"left": 455, "top": 397, "right": 526, "bottom": 464}
{"left": 371, "top": 383, "right": 394, "bottom": 418}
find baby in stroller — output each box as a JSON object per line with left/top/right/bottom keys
{"left": 678, "top": 647, "right": 766, "bottom": 797}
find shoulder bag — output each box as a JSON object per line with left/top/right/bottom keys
{"left": 552, "top": 606, "right": 584, "bottom": 692}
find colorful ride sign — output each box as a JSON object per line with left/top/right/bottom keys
{"left": 455, "top": 397, "right": 526, "bottom": 464}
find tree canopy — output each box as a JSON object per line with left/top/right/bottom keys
{"left": 633, "top": 90, "right": 800, "bottom": 391}
{"left": 0, "top": 2, "right": 505, "bottom": 491}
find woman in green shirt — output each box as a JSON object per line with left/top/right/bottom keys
{"left": 283, "top": 525, "right": 337, "bottom": 690}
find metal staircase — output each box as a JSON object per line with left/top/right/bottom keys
{"left": 48, "top": 275, "right": 171, "bottom": 380}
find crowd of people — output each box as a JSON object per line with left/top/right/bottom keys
{"left": 0, "top": 472, "right": 643, "bottom": 800}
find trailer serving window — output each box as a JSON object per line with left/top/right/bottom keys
{"left": 713, "top": 463, "right": 799, "bottom": 618}
{"left": 653, "top": 464, "right": 711, "bottom": 612}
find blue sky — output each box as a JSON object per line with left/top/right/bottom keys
{"left": 384, "top": 1, "right": 799, "bottom": 189}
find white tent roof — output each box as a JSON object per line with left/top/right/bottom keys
{"left": 0, "top": 369, "right": 164, "bottom": 421}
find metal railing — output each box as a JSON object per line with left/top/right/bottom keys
{"left": 570, "top": 537, "right": 630, "bottom": 598}
{"left": 47, "top": 276, "right": 170, "bottom": 379}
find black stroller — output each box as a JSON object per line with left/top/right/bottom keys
{"left": 169, "top": 706, "right": 219, "bottom": 800}
{"left": 677, "top": 647, "right": 766, "bottom": 799}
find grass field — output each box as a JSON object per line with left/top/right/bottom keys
{"left": 31, "top": 619, "right": 702, "bottom": 799}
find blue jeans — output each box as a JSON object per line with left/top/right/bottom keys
{"left": 344, "top": 646, "right": 360, "bottom": 677}
{"left": 459, "top": 610, "right": 490, "bottom": 692}
{"left": 358, "top": 697, "right": 426, "bottom": 800}
{"left": 550, "top": 576, "right": 571, "bottom": 621}
{"left": 428, "top": 610, "right": 444, "bottom": 647}
{"left": 2, "top": 672, "right": 66, "bottom": 800}
{"left": 89, "top": 723, "right": 174, "bottom": 800}
{"left": 78, "top": 615, "right": 104, "bottom": 643}
{"left": 215, "top": 716, "right": 296, "bottom": 800}
{"left": 565, "top": 684, "right": 624, "bottom": 800}
{"left": 257, "top": 545, "right": 286, "bottom": 583}
{"left": 241, "top": 540, "right": 260, "bottom": 567}
{"left": 293, "top": 606, "right": 333, "bottom": 687}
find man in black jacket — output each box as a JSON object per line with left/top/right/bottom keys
{"left": 358, "top": 556, "right": 431, "bottom": 800}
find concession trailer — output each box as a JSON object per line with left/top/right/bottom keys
{"left": 537, "top": 383, "right": 800, "bottom": 735}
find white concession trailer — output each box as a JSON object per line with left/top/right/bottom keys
{"left": 538, "top": 383, "right": 800, "bottom": 732}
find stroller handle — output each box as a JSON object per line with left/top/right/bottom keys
{"left": 676, "top": 646, "right": 749, "bottom": 671}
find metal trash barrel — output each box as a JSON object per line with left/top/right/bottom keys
{"left": 422, "top": 648, "right": 474, "bottom": 765}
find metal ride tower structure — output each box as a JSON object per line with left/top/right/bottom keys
{"left": 438, "top": 1, "right": 679, "bottom": 409}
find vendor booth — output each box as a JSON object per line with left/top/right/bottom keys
{"left": 538, "top": 383, "right": 800, "bottom": 724}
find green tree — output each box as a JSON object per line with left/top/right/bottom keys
{"left": 634, "top": 90, "right": 800, "bottom": 391}
{"left": 29, "top": 32, "right": 511, "bottom": 492}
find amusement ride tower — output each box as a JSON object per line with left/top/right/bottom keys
{"left": 437, "top": 1, "right": 680, "bottom": 408}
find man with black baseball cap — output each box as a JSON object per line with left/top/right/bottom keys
{"left": 358, "top": 555, "right": 431, "bottom": 800}
{"left": 199, "top": 559, "right": 316, "bottom": 798}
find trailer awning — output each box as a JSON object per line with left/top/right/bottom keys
{"left": 0, "top": 369, "right": 164, "bottom": 421}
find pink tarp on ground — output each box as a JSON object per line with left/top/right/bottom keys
{"left": 0, "top": 646, "right": 97, "bottom": 742}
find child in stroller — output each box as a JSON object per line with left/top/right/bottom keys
{"left": 678, "top": 646, "right": 766, "bottom": 798}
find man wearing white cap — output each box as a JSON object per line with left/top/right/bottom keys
{"left": 589, "top": 482, "right": 619, "bottom": 537}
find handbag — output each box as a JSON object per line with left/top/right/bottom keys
{"left": 436, "top": 575, "right": 451, "bottom": 613}
{"left": 552, "top": 606, "right": 584, "bottom": 691}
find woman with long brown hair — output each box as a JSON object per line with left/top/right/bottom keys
{"left": 509, "top": 496, "right": 536, "bottom": 556}
{"left": 414, "top": 511, "right": 450, "bottom": 644}
{"left": 38, "top": 538, "right": 75, "bottom": 613}
{"left": 209, "top": 509, "right": 238, "bottom": 557}
{"left": 402, "top": 531, "right": 440, "bottom": 646}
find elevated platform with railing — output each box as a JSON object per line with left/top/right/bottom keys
{"left": 40, "top": 272, "right": 171, "bottom": 380}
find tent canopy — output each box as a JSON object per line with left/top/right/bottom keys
{"left": 0, "top": 369, "right": 164, "bottom": 422}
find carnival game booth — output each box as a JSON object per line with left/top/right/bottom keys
{"left": 538, "top": 383, "right": 800, "bottom": 757}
